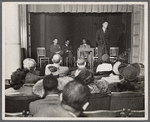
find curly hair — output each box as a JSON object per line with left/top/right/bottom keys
{"left": 10, "top": 68, "right": 28, "bottom": 90}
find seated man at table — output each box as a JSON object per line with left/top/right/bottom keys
{"left": 50, "top": 38, "right": 63, "bottom": 60}
{"left": 79, "top": 39, "right": 91, "bottom": 65}
{"left": 29, "top": 75, "right": 60, "bottom": 116}
{"left": 45, "top": 54, "right": 69, "bottom": 77}
{"left": 33, "top": 80, "right": 90, "bottom": 117}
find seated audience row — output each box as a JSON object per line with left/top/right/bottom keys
{"left": 5, "top": 53, "right": 145, "bottom": 117}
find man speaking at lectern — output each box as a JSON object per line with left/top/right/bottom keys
{"left": 79, "top": 39, "right": 91, "bottom": 66}
{"left": 96, "top": 21, "right": 110, "bottom": 64}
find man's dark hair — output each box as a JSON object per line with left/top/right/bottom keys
{"left": 43, "top": 74, "right": 58, "bottom": 92}
{"left": 62, "top": 80, "right": 90, "bottom": 111}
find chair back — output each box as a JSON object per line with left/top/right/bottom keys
{"left": 5, "top": 111, "right": 31, "bottom": 117}
{"left": 83, "top": 110, "right": 122, "bottom": 117}
{"left": 37, "top": 47, "right": 46, "bottom": 57}
{"left": 86, "top": 93, "right": 110, "bottom": 111}
{"left": 110, "top": 91, "right": 144, "bottom": 110}
{"left": 128, "top": 110, "right": 145, "bottom": 117}
{"left": 37, "top": 47, "right": 46, "bottom": 66}
{"left": 5, "top": 95, "right": 40, "bottom": 113}
{"left": 5, "top": 112, "right": 24, "bottom": 117}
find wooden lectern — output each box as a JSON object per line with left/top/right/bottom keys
{"left": 77, "top": 48, "right": 94, "bottom": 71}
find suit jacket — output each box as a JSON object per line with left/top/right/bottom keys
{"left": 50, "top": 44, "right": 63, "bottom": 58}
{"left": 29, "top": 94, "right": 60, "bottom": 116}
{"left": 62, "top": 44, "right": 73, "bottom": 58}
{"left": 45, "top": 64, "right": 69, "bottom": 76}
{"left": 71, "top": 67, "right": 87, "bottom": 78}
{"left": 33, "top": 104, "right": 77, "bottom": 117}
{"left": 25, "top": 71, "right": 44, "bottom": 84}
{"left": 96, "top": 28, "right": 109, "bottom": 45}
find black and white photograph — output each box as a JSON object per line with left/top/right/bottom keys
{"left": 2, "top": 2, "right": 148, "bottom": 120}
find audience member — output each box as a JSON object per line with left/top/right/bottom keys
{"left": 34, "top": 64, "right": 73, "bottom": 96}
{"left": 100, "top": 61, "right": 122, "bottom": 84}
{"left": 33, "top": 80, "right": 90, "bottom": 117}
{"left": 5, "top": 68, "right": 35, "bottom": 96}
{"left": 71, "top": 57, "right": 87, "bottom": 78}
{"left": 29, "top": 75, "right": 60, "bottom": 116}
{"left": 75, "top": 69, "right": 101, "bottom": 93}
{"left": 45, "top": 54, "right": 69, "bottom": 76}
{"left": 108, "top": 63, "right": 144, "bottom": 92}
{"left": 95, "top": 54, "right": 112, "bottom": 79}
{"left": 137, "top": 63, "right": 145, "bottom": 81}
{"left": 94, "top": 61, "right": 122, "bottom": 93}
{"left": 47, "top": 65, "right": 73, "bottom": 91}
{"left": 23, "top": 58, "right": 44, "bottom": 84}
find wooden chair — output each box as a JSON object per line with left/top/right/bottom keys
{"left": 110, "top": 91, "right": 144, "bottom": 110}
{"left": 83, "top": 110, "right": 123, "bottom": 117}
{"left": 37, "top": 47, "right": 49, "bottom": 68}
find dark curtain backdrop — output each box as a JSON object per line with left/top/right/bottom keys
{"left": 30, "top": 13, "right": 131, "bottom": 61}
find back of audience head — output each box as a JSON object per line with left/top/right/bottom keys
{"left": 23, "top": 58, "right": 37, "bottom": 71}
{"left": 76, "top": 57, "right": 86, "bottom": 68}
{"left": 75, "top": 70, "right": 94, "bottom": 85}
{"left": 52, "top": 54, "right": 62, "bottom": 64}
{"left": 61, "top": 80, "right": 90, "bottom": 111}
{"left": 43, "top": 74, "right": 58, "bottom": 94}
{"left": 10, "top": 68, "right": 27, "bottom": 90}
{"left": 102, "top": 54, "right": 110, "bottom": 63}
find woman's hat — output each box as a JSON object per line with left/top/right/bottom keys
{"left": 118, "top": 63, "right": 140, "bottom": 81}
{"left": 113, "top": 61, "right": 121, "bottom": 75}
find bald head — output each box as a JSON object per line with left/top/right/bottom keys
{"left": 62, "top": 80, "right": 90, "bottom": 110}
{"left": 52, "top": 54, "right": 62, "bottom": 64}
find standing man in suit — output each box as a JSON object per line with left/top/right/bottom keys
{"left": 79, "top": 39, "right": 91, "bottom": 65}
{"left": 62, "top": 40, "right": 73, "bottom": 67}
{"left": 50, "top": 39, "right": 63, "bottom": 61}
{"left": 96, "top": 22, "right": 110, "bottom": 63}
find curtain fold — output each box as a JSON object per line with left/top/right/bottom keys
{"left": 28, "top": 4, "right": 133, "bottom": 13}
